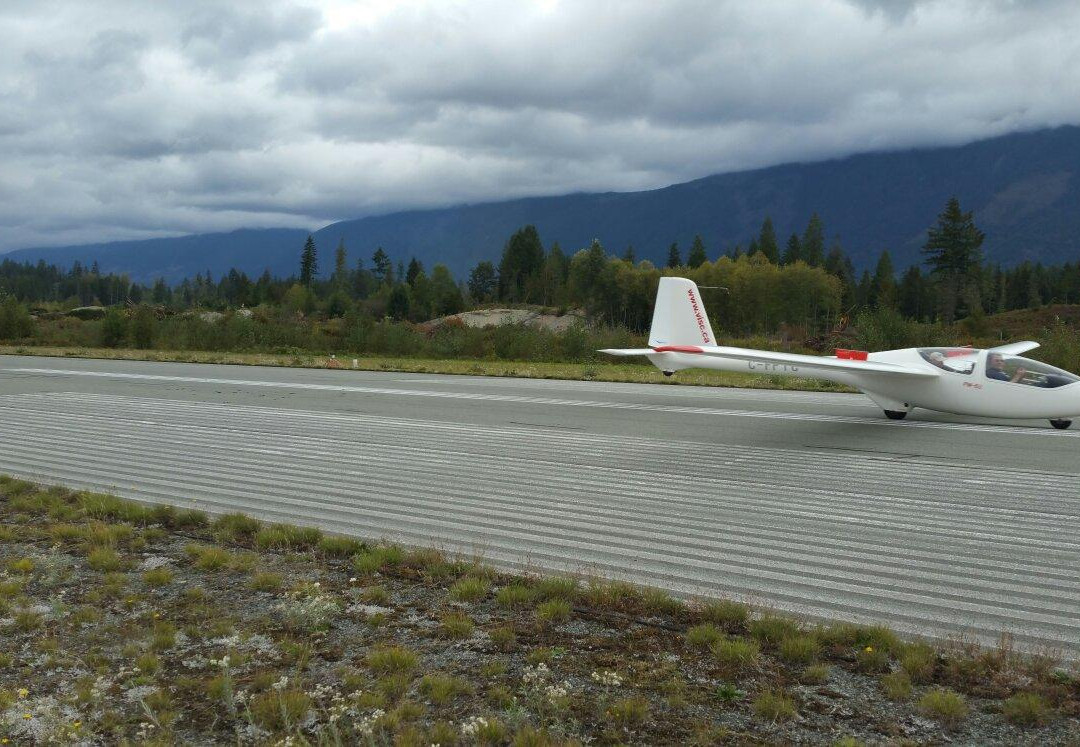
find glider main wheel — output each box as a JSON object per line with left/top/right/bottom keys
{"left": 1050, "top": 419, "right": 1072, "bottom": 430}
{"left": 662, "top": 370, "right": 675, "bottom": 377}
{"left": 884, "top": 410, "right": 908, "bottom": 420}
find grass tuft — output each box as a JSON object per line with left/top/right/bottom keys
{"left": 535, "top": 598, "right": 571, "bottom": 626}
{"left": 752, "top": 690, "right": 797, "bottom": 722}
{"left": 686, "top": 623, "right": 724, "bottom": 650}
{"left": 918, "top": 688, "right": 969, "bottom": 727}
{"left": 711, "top": 636, "right": 760, "bottom": 674}
{"left": 449, "top": 576, "right": 490, "bottom": 603}
{"left": 495, "top": 583, "right": 535, "bottom": 608}
{"left": 1002, "top": 692, "right": 1051, "bottom": 726}
{"left": 367, "top": 645, "right": 419, "bottom": 674}
{"left": 881, "top": 671, "right": 912, "bottom": 701}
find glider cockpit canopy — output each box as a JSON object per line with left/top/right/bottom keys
{"left": 919, "top": 346, "right": 1080, "bottom": 388}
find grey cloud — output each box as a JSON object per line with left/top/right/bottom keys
{"left": 1, "top": 0, "right": 1080, "bottom": 253}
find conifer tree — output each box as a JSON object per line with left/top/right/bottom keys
{"left": 687, "top": 235, "right": 707, "bottom": 268}
{"left": 666, "top": 242, "right": 681, "bottom": 268}
{"left": 922, "top": 196, "right": 984, "bottom": 324}
{"left": 299, "top": 235, "right": 318, "bottom": 287}
{"left": 757, "top": 218, "right": 779, "bottom": 263}
{"left": 371, "top": 247, "right": 391, "bottom": 285}
{"left": 333, "top": 239, "right": 348, "bottom": 287}
{"left": 869, "top": 250, "right": 897, "bottom": 308}
{"left": 782, "top": 233, "right": 801, "bottom": 265}
{"left": 801, "top": 214, "right": 825, "bottom": 267}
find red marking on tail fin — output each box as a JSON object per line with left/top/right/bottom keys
{"left": 653, "top": 345, "right": 704, "bottom": 354}
{"left": 835, "top": 348, "right": 868, "bottom": 361}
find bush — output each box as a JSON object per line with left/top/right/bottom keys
{"left": 100, "top": 308, "right": 127, "bottom": 347}
{"left": 0, "top": 296, "right": 33, "bottom": 340}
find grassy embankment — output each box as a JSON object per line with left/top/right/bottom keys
{"left": 0, "top": 344, "right": 854, "bottom": 392}
{"left": 1, "top": 476, "right": 1077, "bottom": 744}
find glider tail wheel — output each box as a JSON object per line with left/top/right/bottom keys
{"left": 1050, "top": 419, "right": 1072, "bottom": 430}
{"left": 884, "top": 410, "right": 908, "bottom": 420}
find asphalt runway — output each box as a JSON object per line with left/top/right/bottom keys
{"left": 1, "top": 354, "right": 1077, "bottom": 656}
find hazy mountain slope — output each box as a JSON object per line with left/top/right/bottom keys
{"left": 6, "top": 126, "right": 1080, "bottom": 281}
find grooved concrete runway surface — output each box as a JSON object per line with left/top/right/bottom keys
{"left": 1, "top": 355, "right": 1077, "bottom": 656}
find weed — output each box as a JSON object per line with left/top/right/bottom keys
{"left": 254, "top": 523, "right": 322, "bottom": 551}
{"left": 778, "top": 634, "right": 820, "bottom": 664}
{"left": 800, "top": 664, "right": 830, "bottom": 685}
{"left": 496, "top": 584, "right": 534, "bottom": 608}
{"left": 316, "top": 535, "right": 364, "bottom": 558}
{"left": 367, "top": 645, "right": 419, "bottom": 674}
{"left": 193, "top": 546, "right": 232, "bottom": 571}
{"left": 353, "top": 545, "right": 405, "bottom": 574}
{"left": 711, "top": 637, "right": 760, "bottom": 674}
{"left": 700, "top": 598, "right": 750, "bottom": 629}
{"left": 641, "top": 587, "right": 685, "bottom": 616}
{"left": 715, "top": 683, "right": 743, "bottom": 704}
{"left": 899, "top": 642, "right": 936, "bottom": 683}
{"left": 249, "top": 688, "right": 312, "bottom": 730}
{"left": 856, "top": 645, "right": 891, "bottom": 674}
{"left": 449, "top": 576, "right": 490, "bottom": 602}
{"left": 530, "top": 575, "right": 578, "bottom": 601}
{"left": 249, "top": 572, "right": 283, "bottom": 592}
{"left": 136, "top": 652, "right": 160, "bottom": 675}
{"left": 686, "top": 623, "right": 724, "bottom": 650}
{"left": 150, "top": 622, "right": 176, "bottom": 652}
{"left": 753, "top": 690, "right": 797, "bottom": 722}
{"left": 420, "top": 673, "right": 472, "bottom": 704}
{"left": 87, "top": 547, "right": 123, "bottom": 572}
{"left": 536, "top": 598, "right": 571, "bottom": 625}
{"left": 376, "top": 673, "right": 411, "bottom": 700}
{"left": 440, "top": 610, "right": 475, "bottom": 639}
{"left": 142, "top": 567, "right": 174, "bottom": 588}
{"left": 211, "top": 512, "right": 261, "bottom": 542}
{"left": 1002, "top": 692, "right": 1050, "bottom": 726}
{"left": 604, "top": 697, "right": 649, "bottom": 729}
{"left": 14, "top": 609, "right": 43, "bottom": 631}
{"left": 749, "top": 614, "right": 802, "bottom": 647}
{"left": 7, "top": 557, "right": 34, "bottom": 574}
{"left": 486, "top": 684, "right": 514, "bottom": 709}
{"left": 918, "top": 688, "right": 969, "bottom": 727}
{"left": 881, "top": 671, "right": 912, "bottom": 701}
{"left": 361, "top": 585, "right": 391, "bottom": 604}
{"left": 490, "top": 626, "right": 517, "bottom": 652}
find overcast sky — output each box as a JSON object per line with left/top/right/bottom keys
{"left": 1, "top": 0, "right": 1078, "bottom": 251}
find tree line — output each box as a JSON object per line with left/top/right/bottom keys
{"left": 3, "top": 197, "right": 1080, "bottom": 345}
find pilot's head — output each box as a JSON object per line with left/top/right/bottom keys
{"left": 988, "top": 353, "right": 1004, "bottom": 369}
{"left": 930, "top": 351, "right": 945, "bottom": 364}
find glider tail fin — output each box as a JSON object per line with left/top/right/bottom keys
{"left": 647, "top": 277, "right": 716, "bottom": 348}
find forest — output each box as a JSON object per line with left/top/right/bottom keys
{"left": 2, "top": 198, "right": 1079, "bottom": 371}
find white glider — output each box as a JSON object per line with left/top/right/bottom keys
{"left": 602, "top": 277, "right": 1080, "bottom": 429}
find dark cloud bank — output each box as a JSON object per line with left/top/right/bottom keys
{"left": 1, "top": 0, "right": 1078, "bottom": 252}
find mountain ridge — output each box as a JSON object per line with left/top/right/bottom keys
{"left": 5, "top": 125, "right": 1080, "bottom": 282}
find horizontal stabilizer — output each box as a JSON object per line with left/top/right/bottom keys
{"left": 598, "top": 348, "right": 655, "bottom": 356}
{"left": 988, "top": 340, "right": 1040, "bottom": 356}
